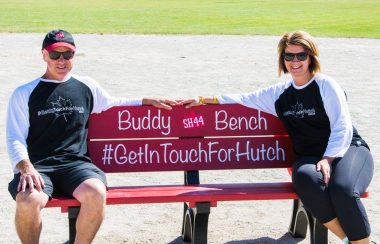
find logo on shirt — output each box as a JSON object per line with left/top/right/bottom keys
{"left": 283, "top": 102, "right": 316, "bottom": 118}
{"left": 37, "top": 97, "right": 84, "bottom": 122}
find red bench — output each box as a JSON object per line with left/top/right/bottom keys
{"left": 45, "top": 104, "right": 368, "bottom": 244}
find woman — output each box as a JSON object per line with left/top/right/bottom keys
{"left": 181, "top": 31, "right": 374, "bottom": 244}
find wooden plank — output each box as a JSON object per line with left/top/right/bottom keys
{"left": 104, "top": 183, "right": 299, "bottom": 204}
{"left": 45, "top": 184, "right": 368, "bottom": 209}
{"left": 88, "top": 104, "right": 288, "bottom": 139}
{"left": 88, "top": 136, "right": 295, "bottom": 173}
{"left": 46, "top": 182, "right": 298, "bottom": 209}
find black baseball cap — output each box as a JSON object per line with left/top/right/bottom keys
{"left": 42, "top": 29, "right": 76, "bottom": 52}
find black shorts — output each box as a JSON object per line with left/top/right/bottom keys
{"left": 8, "top": 161, "right": 107, "bottom": 200}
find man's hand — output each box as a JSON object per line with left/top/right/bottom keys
{"left": 316, "top": 156, "right": 335, "bottom": 186}
{"left": 16, "top": 160, "right": 45, "bottom": 193}
{"left": 142, "top": 98, "right": 179, "bottom": 110}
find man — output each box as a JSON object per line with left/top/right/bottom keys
{"left": 6, "top": 29, "right": 176, "bottom": 244}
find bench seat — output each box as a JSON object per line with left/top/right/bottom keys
{"left": 47, "top": 182, "right": 300, "bottom": 211}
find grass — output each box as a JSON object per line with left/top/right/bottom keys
{"left": 0, "top": 0, "right": 379, "bottom": 38}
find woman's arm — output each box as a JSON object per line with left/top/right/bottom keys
{"left": 181, "top": 81, "right": 290, "bottom": 116}
{"left": 318, "top": 76, "right": 353, "bottom": 158}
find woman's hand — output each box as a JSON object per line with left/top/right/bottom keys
{"left": 316, "top": 156, "right": 335, "bottom": 186}
{"left": 179, "top": 96, "right": 219, "bottom": 108}
{"left": 179, "top": 98, "right": 201, "bottom": 108}
{"left": 142, "top": 98, "right": 179, "bottom": 110}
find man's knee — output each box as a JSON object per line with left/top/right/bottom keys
{"left": 16, "top": 191, "right": 48, "bottom": 210}
{"left": 74, "top": 178, "right": 106, "bottom": 204}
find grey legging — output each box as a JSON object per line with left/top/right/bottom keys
{"left": 292, "top": 145, "right": 374, "bottom": 241}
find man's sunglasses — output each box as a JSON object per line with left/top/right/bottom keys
{"left": 48, "top": 51, "right": 75, "bottom": 60}
{"left": 283, "top": 52, "right": 308, "bottom": 62}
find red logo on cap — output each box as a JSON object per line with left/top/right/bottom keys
{"left": 55, "top": 32, "right": 65, "bottom": 39}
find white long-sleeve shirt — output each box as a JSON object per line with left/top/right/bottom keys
{"left": 6, "top": 74, "right": 142, "bottom": 173}
{"left": 217, "top": 73, "right": 355, "bottom": 158}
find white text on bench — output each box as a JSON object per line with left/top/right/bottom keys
{"left": 102, "top": 140, "right": 286, "bottom": 165}
{"left": 215, "top": 110, "right": 268, "bottom": 131}
{"left": 118, "top": 109, "right": 171, "bottom": 135}
{"left": 183, "top": 115, "right": 205, "bottom": 128}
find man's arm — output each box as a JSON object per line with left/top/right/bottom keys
{"left": 6, "top": 87, "right": 31, "bottom": 173}
{"left": 7, "top": 80, "right": 46, "bottom": 193}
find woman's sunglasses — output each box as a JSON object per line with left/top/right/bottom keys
{"left": 283, "top": 52, "right": 308, "bottom": 62}
{"left": 48, "top": 50, "right": 75, "bottom": 60}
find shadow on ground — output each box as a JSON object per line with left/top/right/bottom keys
{"left": 167, "top": 232, "right": 304, "bottom": 244}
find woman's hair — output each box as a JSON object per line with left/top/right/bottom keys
{"left": 277, "top": 30, "right": 321, "bottom": 76}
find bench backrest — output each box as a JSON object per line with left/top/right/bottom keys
{"left": 88, "top": 104, "right": 295, "bottom": 173}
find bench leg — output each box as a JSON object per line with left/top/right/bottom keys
{"left": 181, "top": 202, "right": 211, "bottom": 244}
{"left": 289, "top": 199, "right": 328, "bottom": 244}
{"left": 309, "top": 216, "right": 328, "bottom": 244}
{"left": 182, "top": 203, "right": 194, "bottom": 242}
{"left": 289, "top": 199, "right": 308, "bottom": 239}
{"left": 68, "top": 206, "right": 80, "bottom": 244}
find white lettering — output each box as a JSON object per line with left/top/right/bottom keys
{"left": 105, "top": 140, "right": 287, "bottom": 166}
{"left": 215, "top": 110, "right": 268, "bottom": 131}
{"left": 114, "top": 144, "right": 127, "bottom": 164}
{"left": 118, "top": 109, "right": 171, "bottom": 135}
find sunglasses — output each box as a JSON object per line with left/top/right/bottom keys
{"left": 48, "top": 50, "right": 75, "bottom": 60}
{"left": 283, "top": 52, "right": 308, "bottom": 62}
